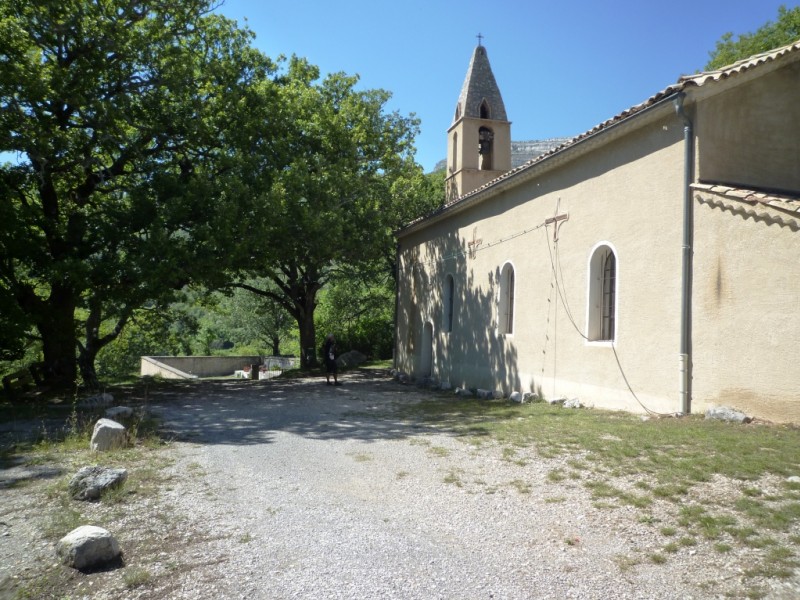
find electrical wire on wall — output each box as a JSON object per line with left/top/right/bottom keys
{"left": 405, "top": 221, "right": 548, "bottom": 272}
{"left": 542, "top": 204, "right": 674, "bottom": 417}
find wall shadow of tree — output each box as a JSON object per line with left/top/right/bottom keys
{"left": 398, "top": 228, "right": 522, "bottom": 396}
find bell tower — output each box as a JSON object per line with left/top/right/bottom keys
{"left": 446, "top": 40, "right": 511, "bottom": 200}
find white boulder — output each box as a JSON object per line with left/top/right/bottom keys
{"left": 90, "top": 419, "right": 127, "bottom": 452}
{"left": 57, "top": 525, "right": 121, "bottom": 571}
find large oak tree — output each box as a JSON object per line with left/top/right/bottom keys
{"left": 235, "top": 57, "right": 432, "bottom": 367}
{"left": 0, "top": 0, "right": 277, "bottom": 387}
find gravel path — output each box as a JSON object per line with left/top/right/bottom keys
{"left": 4, "top": 370, "right": 799, "bottom": 599}
{"left": 139, "top": 371, "right": 799, "bottom": 599}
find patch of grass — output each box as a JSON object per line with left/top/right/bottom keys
{"left": 613, "top": 554, "right": 640, "bottom": 572}
{"left": 123, "top": 566, "right": 152, "bottom": 589}
{"left": 443, "top": 469, "right": 463, "bottom": 487}
{"left": 663, "top": 542, "right": 680, "bottom": 553}
{"left": 744, "top": 545, "right": 799, "bottom": 578}
{"left": 547, "top": 468, "right": 567, "bottom": 483}
{"left": 42, "top": 498, "right": 83, "bottom": 539}
{"left": 509, "top": 479, "right": 531, "bottom": 494}
{"left": 649, "top": 553, "right": 667, "bottom": 564}
{"left": 660, "top": 526, "right": 677, "bottom": 537}
{"left": 585, "top": 481, "right": 651, "bottom": 508}
{"left": 544, "top": 496, "right": 566, "bottom": 504}
{"left": 349, "top": 452, "right": 372, "bottom": 463}
{"left": 396, "top": 470, "right": 410, "bottom": 480}
{"left": 736, "top": 497, "right": 800, "bottom": 532}
{"left": 585, "top": 481, "right": 619, "bottom": 498}
{"left": 652, "top": 482, "right": 689, "bottom": 500}
{"left": 638, "top": 514, "right": 658, "bottom": 525}
{"left": 714, "top": 542, "right": 733, "bottom": 553}
{"left": 567, "top": 458, "right": 589, "bottom": 471}
{"left": 427, "top": 446, "right": 450, "bottom": 458}
{"left": 742, "top": 586, "right": 768, "bottom": 599}
{"left": 742, "top": 535, "right": 777, "bottom": 549}
{"left": 100, "top": 481, "right": 132, "bottom": 505}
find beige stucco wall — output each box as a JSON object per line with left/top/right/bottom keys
{"left": 697, "top": 60, "right": 800, "bottom": 193}
{"left": 399, "top": 108, "right": 688, "bottom": 415}
{"left": 691, "top": 192, "right": 800, "bottom": 422}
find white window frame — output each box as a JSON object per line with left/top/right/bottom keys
{"left": 498, "top": 261, "right": 515, "bottom": 336}
{"left": 585, "top": 242, "right": 618, "bottom": 345}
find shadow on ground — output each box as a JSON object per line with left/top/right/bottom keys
{"left": 144, "top": 369, "right": 446, "bottom": 447}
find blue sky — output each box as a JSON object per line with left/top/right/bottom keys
{"left": 216, "top": 0, "right": 800, "bottom": 172}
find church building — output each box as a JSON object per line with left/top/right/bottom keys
{"left": 394, "top": 41, "right": 800, "bottom": 422}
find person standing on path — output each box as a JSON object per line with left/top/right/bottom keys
{"left": 322, "top": 333, "right": 340, "bottom": 386}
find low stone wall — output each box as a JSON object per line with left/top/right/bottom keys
{"left": 140, "top": 356, "right": 262, "bottom": 379}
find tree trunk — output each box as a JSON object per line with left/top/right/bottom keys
{"left": 78, "top": 347, "right": 100, "bottom": 391}
{"left": 78, "top": 305, "right": 131, "bottom": 391}
{"left": 298, "top": 310, "right": 317, "bottom": 368}
{"left": 271, "top": 337, "right": 280, "bottom": 357}
{"left": 37, "top": 286, "right": 78, "bottom": 390}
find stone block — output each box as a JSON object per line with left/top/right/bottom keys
{"left": 90, "top": 419, "right": 127, "bottom": 452}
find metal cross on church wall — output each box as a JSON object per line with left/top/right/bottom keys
{"left": 467, "top": 227, "right": 482, "bottom": 259}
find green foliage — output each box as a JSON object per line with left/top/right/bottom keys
{"left": 315, "top": 275, "right": 395, "bottom": 359}
{"left": 0, "top": 0, "right": 446, "bottom": 381}
{"left": 0, "top": 0, "right": 277, "bottom": 387}
{"left": 217, "top": 280, "right": 297, "bottom": 356}
{"left": 235, "top": 57, "right": 435, "bottom": 366}
{"left": 96, "top": 304, "right": 196, "bottom": 380}
{"left": 706, "top": 5, "right": 800, "bottom": 69}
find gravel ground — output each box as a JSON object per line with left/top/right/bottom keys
{"left": 3, "top": 369, "right": 800, "bottom": 599}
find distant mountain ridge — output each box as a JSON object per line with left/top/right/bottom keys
{"left": 432, "top": 137, "right": 571, "bottom": 173}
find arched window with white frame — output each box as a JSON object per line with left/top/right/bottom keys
{"left": 587, "top": 243, "right": 617, "bottom": 342}
{"left": 499, "top": 262, "right": 515, "bottom": 335}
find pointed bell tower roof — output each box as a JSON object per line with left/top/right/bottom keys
{"left": 454, "top": 43, "right": 507, "bottom": 123}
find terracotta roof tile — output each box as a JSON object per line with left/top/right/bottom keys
{"left": 680, "top": 40, "right": 800, "bottom": 87}
{"left": 692, "top": 183, "right": 800, "bottom": 214}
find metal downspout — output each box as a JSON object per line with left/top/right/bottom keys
{"left": 392, "top": 240, "right": 401, "bottom": 371}
{"left": 674, "top": 92, "right": 693, "bottom": 415}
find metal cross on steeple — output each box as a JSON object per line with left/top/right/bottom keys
{"left": 476, "top": 33, "right": 484, "bottom": 46}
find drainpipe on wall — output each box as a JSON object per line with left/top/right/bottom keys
{"left": 393, "top": 240, "right": 401, "bottom": 371}
{"left": 674, "top": 92, "right": 694, "bottom": 415}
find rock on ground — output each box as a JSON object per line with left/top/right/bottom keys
{"left": 56, "top": 525, "right": 121, "bottom": 571}
{"left": 68, "top": 466, "right": 128, "bottom": 501}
